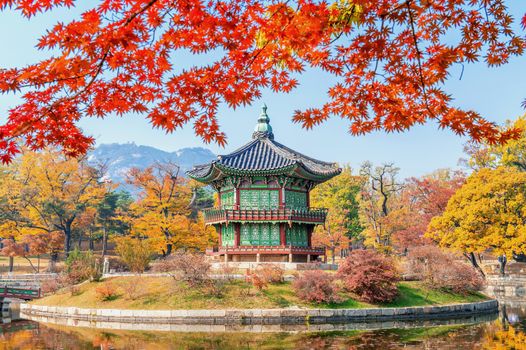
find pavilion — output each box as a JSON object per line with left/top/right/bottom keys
{"left": 187, "top": 106, "right": 341, "bottom": 263}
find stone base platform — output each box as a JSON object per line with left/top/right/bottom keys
{"left": 210, "top": 261, "right": 338, "bottom": 271}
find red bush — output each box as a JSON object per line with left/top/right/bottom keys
{"left": 95, "top": 283, "right": 119, "bottom": 301}
{"left": 338, "top": 250, "right": 399, "bottom": 303}
{"left": 406, "top": 245, "right": 483, "bottom": 294}
{"left": 154, "top": 251, "right": 211, "bottom": 287}
{"left": 292, "top": 271, "right": 342, "bottom": 304}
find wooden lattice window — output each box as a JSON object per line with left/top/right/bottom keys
{"left": 285, "top": 190, "right": 307, "bottom": 209}
{"left": 240, "top": 190, "right": 279, "bottom": 209}
{"left": 286, "top": 225, "right": 308, "bottom": 247}
{"left": 239, "top": 223, "right": 280, "bottom": 246}
{"left": 221, "top": 225, "right": 235, "bottom": 247}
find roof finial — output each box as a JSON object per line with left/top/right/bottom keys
{"left": 253, "top": 103, "right": 274, "bottom": 139}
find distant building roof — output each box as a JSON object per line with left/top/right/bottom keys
{"left": 187, "top": 106, "right": 341, "bottom": 183}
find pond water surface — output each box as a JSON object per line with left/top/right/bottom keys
{"left": 1, "top": 305, "right": 525, "bottom": 349}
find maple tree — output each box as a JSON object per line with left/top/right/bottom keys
{"left": 427, "top": 167, "right": 526, "bottom": 269}
{"left": 0, "top": 0, "right": 524, "bottom": 163}
{"left": 393, "top": 169, "right": 465, "bottom": 252}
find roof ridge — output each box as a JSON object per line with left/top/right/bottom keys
{"left": 218, "top": 138, "right": 260, "bottom": 160}
{"left": 266, "top": 138, "right": 337, "bottom": 167}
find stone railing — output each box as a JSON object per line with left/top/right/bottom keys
{"left": 203, "top": 207, "right": 328, "bottom": 225}
{"left": 206, "top": 245, "right": 325, "bottom": 256}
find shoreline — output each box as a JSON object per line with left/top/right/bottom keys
{"left": 19, "top": 300, "right": 499, "bottom": 329}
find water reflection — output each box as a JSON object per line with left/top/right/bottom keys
{"left": 0, "top": 307, "right": 523, "bottom": 349}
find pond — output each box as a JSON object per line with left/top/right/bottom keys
{"left": 1, "top": 305, "right": 524, "bottom": 349}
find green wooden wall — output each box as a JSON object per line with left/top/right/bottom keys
{"left": 286, "top": 224, "right": 308, "bottom": 247}
{"left": 240, "top": 223, "right": 280, "bottom": 246}
{"left": 285, "top": 190, "right": 307, "bottom": 209}
{"left": 221, "top": 224, "right": 235, "bottom": 246}
{"left": 220, "top": 191, "right": 235, "bottom": 209}
{"left": 239, "top": 190, "right": 279, "bottom": 209}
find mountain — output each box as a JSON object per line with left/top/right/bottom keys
{"left": 88, "top": 143, "right": 216, "bottom": 184}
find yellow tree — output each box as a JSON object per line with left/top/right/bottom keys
{"left": 463, "top": 115, "right": 526, "bottom": 171}
{"left": 0, "top": 161, "right": 35, "bottom": 271}
{"left": 8, "top": 149, "right": 108, "bottom": 257}
{"left": 427, "top": 167, "right": 526, "bottom": 273}
{"left": 310, "top": 166, "right": 363, "bottom": 263}
{"left": 127, "top": 162, "right": 194, "bottom": 256}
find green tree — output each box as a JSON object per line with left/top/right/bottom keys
{"left": 98, "top": 191, "right": 133, "bottom": 257}
{"left": 310, "top": 166, "right": 363, "bottom": 261}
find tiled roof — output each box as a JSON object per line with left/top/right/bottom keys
{"left": 186, "top": 106, "right": 341, "bottom": 181}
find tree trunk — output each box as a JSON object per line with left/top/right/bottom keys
{"left": 77, "top": 232, "right": 83, "bottom": 250}
{"left": 165, "top": 243, "right": 173, "bottom": 257}
{"left": 8, "top": 256, "right": 14, "bottom": 273}
{"left": 331, "top": 246, "right": 335, "bottom": 264}
{"left": 465, "top": 252, "right": 485, "bottom": 277}
{"left": 49, "top": 253, "right": 58, "bottom": 272}
{"left": 102, "top": 226, "right": 108, "bottom": 257}
{"left": 89, "top": 228, "right": 94, "bottom": 251}
{"left": 498, "top": 255, "right": 507, "bottom": 276}
{"left": 64, "top": 227, "right": 72, "bottom": 258}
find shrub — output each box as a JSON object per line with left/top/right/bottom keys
{"left": 292, "top": 270, "right": 342, "bottom": 304}
{"left": 154, "top": 251, "right": 211, "bottom": 287}
{"left": 204, "top": 279, "right": 227, "bottom": 298}
{"left": 64, "top": 249, "right": 101, "bottom": 283}
{"left": 338, "top": 249, "right": 399, "bottom": 303}
{"left": 256, "top": 264, "right": 285, "bottom": 284}
{"left": 40, "top": 278, "right": 61, "bottom": 295}
{"left": 218, "top": 264, "right": 237, "bottom": 281}
{"left": 248, "top": 272, "right": 268, "bottom": 291}
{"left": 69, "top": 285, "right": 82, "bottom": 296}
{"left": 114, "top": 237, "right": 155, "bottom": 273}
{"left": 123, "top": 276, "right": 142, "bottom": 300}
{"left": 95, "top": 283, "right": 119, "bottom": 301}
{"left": 406, "top": 245, "right": 484, "bottom": 294}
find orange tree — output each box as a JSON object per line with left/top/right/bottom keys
{"left": 0, "top": 0, "right": 524, "bottom": 162}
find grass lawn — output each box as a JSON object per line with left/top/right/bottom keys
{"left": 31, "top": 277, "right": 488, "bottom": 310}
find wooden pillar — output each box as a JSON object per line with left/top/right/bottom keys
{"left": 307, "top": 254, "right": 311, "bottom": 263}
{"left": 307, "top": 226, "right": 312, "bottom": 247}
{"left": 280, "top": 224, "right": 286, "bottom": 246}
{"left": 235, "top": 187, "right": 240, "bottom": 209}
{"left": 256, "top": 253, "right": 261, "bottom": 263}
{"left": 234, "top": 223, "right": 240, "bottom": 247}
{"left": 288, "top": 253, "right": 293, "bottom": 263}
{"left": 218, "top": 225, "right": 222, "bottom": 247}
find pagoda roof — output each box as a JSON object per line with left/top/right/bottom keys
{"left": 187, "top": 105, "right": 341, "bottom": 184}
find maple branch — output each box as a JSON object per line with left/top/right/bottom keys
{"left": 405, "top": 0, "right": 437, "bottom": 119}
{"left": 3, "top": 0, "right": 161, "bottom": 144}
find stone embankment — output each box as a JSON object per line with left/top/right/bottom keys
{"left": 483, "top": 261, "right": 526, "bottom": 301}
{"left": 20, "top": 300, "right": 498, "bottom": 326}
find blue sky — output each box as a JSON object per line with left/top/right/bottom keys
{"left": 1, "top": 3, "right": 525, "bottom": 178}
